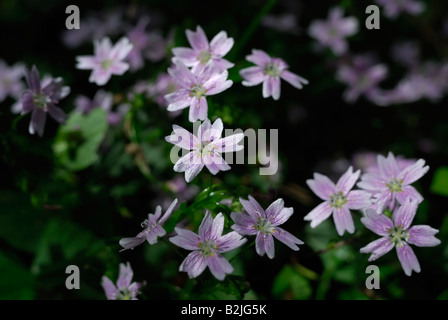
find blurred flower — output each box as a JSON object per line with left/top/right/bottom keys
{"left": 169, "top": 211, "right": 246, "bottom": 280}
{"left": 0, "top": 60, "right": 25, "bottom": 102}
{"left": 126, "top": 16, "right": 151, "bottom": 71}
{"left": 239, "top": 49, "right": 308, "bottom": 100}
{"left": 165, "top": 118, "right": 244, "bottom": 183}
{"left": 172, "top": 25, "right": 234, "bottom": 73}
{"left": 374, "top": 61, "right": 448, "bottom": 106}
{"left": 336, "top": 54, "right": 388, "bottom": 103}
{"left": 352, "top": 151, "right": 416, "bottom": 173}
{"left": 74, "top": 90, "right": 129, "bottom": 126}
{"left": 165, "top": 61, "right": 232, "bottom": 122}
{"left": 76, "top": 37, "right": 133, "bottom": 86}
{"left": 231, "top": 196, "right": 303, "bottom": 259}
{"left": 262, "top": 13, "right": 300, "bottom": 35}
{"left": 62, "top": 10, "right": 123, "bottom": 48}
{"left": 391, "top": 41, "right": 420, "bottom": 68}
{"left": 166, "top": 175, "right": 200, "bottom": 202}
{"left": 101, "top": 262, "right": 145, "bottom": 300}
{"left": 119, "top": 199, "right": 178, "bottom": 251}
{"left": 308, "top": 7, "right": 358, "bottom": 55}
{"left": 374, "top": 0, "right": 424, "bottom": 19}
{"left": 148, "top": 72, "right": 180, "bottom": 109}
{"left": 305, "top": 166, "right": 372, "bottom": 236}
{"left": 357, "top": 152, "right": 429, "bottom": 213}
{"left": 360, "top": 198, "right": 440, "bottom": 276}
{"left": 18, "top": 66, "right": 69, "bottom": 137}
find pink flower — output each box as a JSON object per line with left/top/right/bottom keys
{"left": 308, "top": 7, "right": 358, "bottom": 55}
{"left": 172, "top": 25, "right": 234, "bottom": 73}
{"left": 165, "top": 62, "right": 232, "bottom": 122}
{"left": 357, "top": 152, "right": 429, "bottom": 213}
{"left": 360, "top": 198, "right": 440, "bottom": 276}
{"left": 239, "top": 49, "right": 308, "bottom": 101}
{"left": 169, "top": 211, "right": 247, "bottom": 280}
{"left": 231, "top": 196, "right": 303, "bottom": 259}
{"left": 101, "top": 262, "right": 145, "bottom": 300}
{"left": 76, "top": 37, "right": 133, "bottom": 86}
{"left": 375, "top": 0, "right": 424, "bottom": 19}
{"left": 305, "top": 166, "right": 372, "bottom": 236}
{"left": 165, "top": 118, "right": 244, "bottom": 183}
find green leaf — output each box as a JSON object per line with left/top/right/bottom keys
{"left": 0, "top": 251, "right": 34, "bottom": 299}
{"left": 430, "top": 166, "right": 448, "bottom": 196}
{"left": 272, "top": 265, "right": 312, "bottom": 300}
{"left": 53, "top": 109, "right": 108, "bottom": 171}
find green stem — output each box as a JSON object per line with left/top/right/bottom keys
{"left": 230, "top": 0, "right": 278, "bottom": 60}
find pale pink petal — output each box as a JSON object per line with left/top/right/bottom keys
{"left": 304, "top": 201, "right": 333, "bottom": 228}
{"left": 119, "top": 236, "right": 146, "bottom": 251}
{"left": 168, "top": 61, "right": 196, "bottom": 88}
{"left": 360, "top": 236, "right": 394, "bottom": 261}
{"left": 408, "top": 225, "right": 441, "bottom": 247}
{"left": 392, "top": 197, "right": 418, "bottom": 230}
{"left": 204, "top": 152, "right": 230, "bottom": 175}
{"left": 188, "top": 97, "right": 208, "bottom": 122}
{"left": 216, "top": 231, "right": 246, "bottom": 252}
{"left": 210, "top": 133, "right": 244, "bottom": 153}
{"left": 209, "top": 213, "right": 225, "bottom": 240}
{"left": 246, "top": 49, "right": 271, "bottom": 66}
{"left": 378, "top": 152, "right": 400, "bottom": 178}
{"left": 346, "top": 190, "right": 372, "bottom": 210}
{"left": 240, "top": 66, "right": 266, "bottom": 87}
{"left": 76, "top": 56, "right": 97, "bottom": 70}
{"left": 398, "top": 159, "right": 429, "bottom": 185}
{"left": 360, "top": 209, "right": 394, "bottom": 236}
{"left": 306, "top": 173, "right": 336, "bottom": 200}
{"left": 231, "top": 212, "right": 257, "bottom": 235}
{"left": 29, "top": 108, "right": 46, "bottom": 137}
{"left": 396, "top": 243, "right": 421, "bottom": 276}
{"left": 336, "top": 166, "right": 360, "bottom": 194}
{"left": 357, "top": 173, "right": 386, "bottom": 192}
{"left": 186, "top": 26, "right": 209, "bottom": 51}
{"left": 256, "top": 233, "right": 275, "bottom": 259}
{"left": 166, "top": 125, "right": 200, "bottom": 150}
{"left": 272, "top": 227, "right": 303, "bottom": 251}
{"left": 169, "top": 227, "right": 201, "bottom": 250}
{"left": 172, "top": 47, "right": 198, "bottom": 66}
{"left": 110, "top": 61, "right": 129, "bottom": 75}
{"left": 47, "top": 105, "right": 67, "bottom": 124}
{"left": 206, "top": 254, "right": 234, "bottom": 280}
{"left": 117, "top": 263, "right": 133, "bottom": 290}
{"left": 395, "top": 186, "right": 423, "bottom": 205}
{"left": 179, "top": 251, "right": 207, "bottom": 279}
{"left": 332, "top": 206, "right": 355, "bottom": 236}
{"left": 280, "top": 70, "right": 309, "bottom": 89}
{"left": 165, "top": 90, "right": 193, "bottom": 111}
{"left": 203, "top": 72, "right": 233, "bottom": 95}
{"left": 198, "top": 211, "right": 214, "bottom": 239}
{"left": 101, "top": 276, "right": 118, "bottom": 300}
{"left": 270, "top": 76, "right": 281, "bottom": 100}
{"left": 209, "top": 31, "right": 234, "bottom": 57}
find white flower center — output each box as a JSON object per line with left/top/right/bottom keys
{"left": 389, "top": 226, "right": 409, "bottom": 246}
{"left": 190, "top": 85, "right": 207, "bottom": 98}
{"left": 198, "top": 239, "right": 218, "bottom": 257}
{"left": 199, "top": 50, "right": 212, "bottom": 64}
{"left": 263, "top": 63, "right": 281, "bottom": 77}
{"left": 330, "top": 191, "right": 347, "bottom": 209}
{"left": 101, "top": 59, "right": 114, "bottom": 70}
{"left": 386, "top": 178, "right": 403, "bottom": 192}
{"left": 254, "top": 217, "right": 275, "bottom": 234}
{"left": 33, "top": 93, "right": 51, "bottom": 110}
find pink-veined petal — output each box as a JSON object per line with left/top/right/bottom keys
{"left": 396, "top": 243, "right": 421, "bottom": 276}
{"left": 304, "top": 201, "right": 333, "bottom": 228}
{"left": 332, "top": 206, "right": 355, "bottom": 236}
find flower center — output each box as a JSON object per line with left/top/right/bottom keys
{"left": 386, "top": 178, "right": 403, "bottom": 192}
{"left": 101, "top": 59, "right": 113, "bottom": 70}
{"left": 198, "top": 239, "right": 217, "bottom": 257}
{"left": 32, "top": 93, "right": 51, "bottom": 110}
{"left": 264, "top": 63, "right": 281, "bottom": 77}
{"left": 190, "top": 85, "right": 207, "bottom": 98}
{"left": 199, "top": 50, "right": 212, "bottom": 64}
{"left": 254, "top": 217, "right": 274, "bottom": 234}
{"left": 389, "top": 226, "right": 409, "bottom": 246}
{"left": 117, "top": 288, "right": 134, "bottom": 300}
{"left": 330, "top": 191, "right": 347, "bottom": 208}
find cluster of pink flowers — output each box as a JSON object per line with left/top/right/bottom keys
{"left": 305, "top": 152, "right": 440, "bottom": 276}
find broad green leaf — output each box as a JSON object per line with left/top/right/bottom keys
{"left": 430, "top": 166, "right": 448, "bottom": 196}
{"left": 0, "top": 251, "right": 34, "bottom": 299}
{"left": 272, "top": 265, "right": 312, "bottom": 300}
{"left": 53, "top": 109, "right": 108, "bottom": 171}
